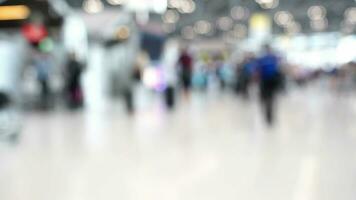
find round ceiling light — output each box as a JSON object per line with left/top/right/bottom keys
{"left": 274, "top": 11, "right": 293, "bottom": 26}
{"left": 162, "top": 9, "right": 180, "bottom": 24}
{"left": 168, "top": 0, "right": 181, "bottom": 9}
{"left": 217, "top": 16, "right": 233, "bottom": 31}
{"left": 194, "top": 20, "right": 212, "bottom": 34}
{"left": 256, "top": 0, "right": 279, "bottom": 9}
{"left": 107, "top": 0, "right": 125, "bottom": 5}
{"left": 231, "top": 6, "right": 249, "bottom": 21}
{"left": 178, "top": 0, "right": 196, "bottom": 14}
{"left": 308, "top": 6, "right": 326, "bottom": 20}
{"left": 83, "top": 0, "right": 104, "bottom": 14}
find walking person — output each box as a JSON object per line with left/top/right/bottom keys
{"left": 178, "top": 48, "right": 193, "bottom": 98}
{"left": 34, "top": 51, "right": 52, "bottom": 109}
{"left": 257, "top": 45, "right": 283, "bottom": 125}
{"left": 65, "top": 53, "right": 85, "bottom": 109}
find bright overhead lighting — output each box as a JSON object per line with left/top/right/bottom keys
{"left": 162, "top": 9, "right": 179, "bottom": 24}
{"left": 256, "top": 0, "right": 279, "bottom": 9}
{"left": 217, "top": 16, "right": 233, "bottom": 31}
{"left": 107, "top": 0, "right": 125, "bottom": 5}
{"left": 0, "top": 5, "right": 30, "bottom": 21}
{"left": 194, "top": 20, "right": 212, "bottom": 34}
{"left": 308, "top": 6, "right": 326, "bottom": 20}
{"left": 285, "top": 21, "right": 301, "bottom": 34}
{"left": 168, "top": 0, "right": 180, "bottom": 9}
{"left": 231, "top": 6, "right": 249, "bottom": 21}
{"left": 345, "top": 7, "right": 356, "bottom": 24}
{"left": 83, "top": 0, "right": 104, "bottom": 14}
{"left": 178, "top": 0, "right": 195, "bottom": 14}
{"left": 274, "top": 11, "right": 293, "bottom": 26}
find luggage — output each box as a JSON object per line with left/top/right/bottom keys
{"left": 164, "top": 85, "right": 175, "bottom": 109}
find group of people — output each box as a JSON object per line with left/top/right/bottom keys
{"left": 177, "top": 45, "right": 284, "bottom": 126}
{"left": 33, "top": 51, "right": 85, "bottom": 110}
{"left": 32, "top": 43, "right": 284, "bottom": 126}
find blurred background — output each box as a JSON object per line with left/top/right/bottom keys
{"left": 0, "top": 0, "right": 356, "bottom": 199}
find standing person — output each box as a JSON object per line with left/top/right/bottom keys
{"left": 66, "top": 53, "right": 85, "bottom": 109}
{"left": 257, "top": 45, "right": 282, "bottom": 125}
{"left": 178, "top": 48, "right": 193, "bottom": 97}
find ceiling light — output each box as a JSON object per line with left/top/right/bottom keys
{"left": 0, "top": 5, "right": 30, "bottom": 21}
{"left": 256, "top": 0, "right": 279, "bottom": 9}
{"left": 168, "top": 0, "right": 180, "bottom": 9}
{"left": 178, "top": 0, "right": 195, "bottom": 14}
{"left": 308, "top": 6, "right": 326, "bottom": 20}
{"left": 231, "top": 6, "right": 249, "bottom": 21}
{"left": 217, "top": 16, "right": 233, "bottom": 31}
{"left": 107, "top": 0, "right": 125, "bottom": 5}
{"left": 345, "top": 7, "right": 356, "bottom": 24}
{"left": 83, "top": 0, "right": 104, "bottom": 14}
{"left": 274, "top": 11, "right": 292, "bottom": 26}
{"left": 194, "top": 20, "right": 212, "bottom": 34}
{"left": 162, "top": 9, "right": 179, "bottom": 23}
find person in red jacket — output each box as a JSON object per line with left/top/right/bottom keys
{"left": 178, "top": 49, "right": 193, "bottom": 96}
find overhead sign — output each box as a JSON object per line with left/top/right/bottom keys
{"left": 0, "top": 5, "right": 30, "bottom": 21}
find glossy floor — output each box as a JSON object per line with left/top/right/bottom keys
{"left": 0, "top": 86, "right": 356, "bottom": 200}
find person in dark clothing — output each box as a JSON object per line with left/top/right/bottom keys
{"left": 0, "top": 92, "right": 10, "bottom": 110}
{"left": 237, "top": 53, "right": 257, "bottom": 98}
{"left": 66, "top": 53, "right": 85, "bottom": 109}
{"left": 257, "top": 45, "right": 282, "bottom": 125}
{"left": 178, "top": 49, "right": 193, "bottom": 95}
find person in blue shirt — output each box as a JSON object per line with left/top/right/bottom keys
{"left": 257, "top": 44, "right": 282, "bottom": 125}
{"left": 34, "top": 51, "right": 53, "bottom": 109}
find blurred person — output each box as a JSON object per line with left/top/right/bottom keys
{"left": 177, "top": 48, "right": 193, "bottom": 97}
{"left": 65, "top": 53, "right": 85, "bottom": 109}
{"left": 257, "top": 44, "right": 283, "bottom": 126}
{"left": 236, "top": 53, "right": 257, "bottom": 98}
{"left": 193, "top": 55, "right": 208, "bottom": 91}
{"left": 215, "top": 53, "right": 226, "bottom": 89}
{"left": 33, "top": 51, "right": 53, "bottom": 109}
